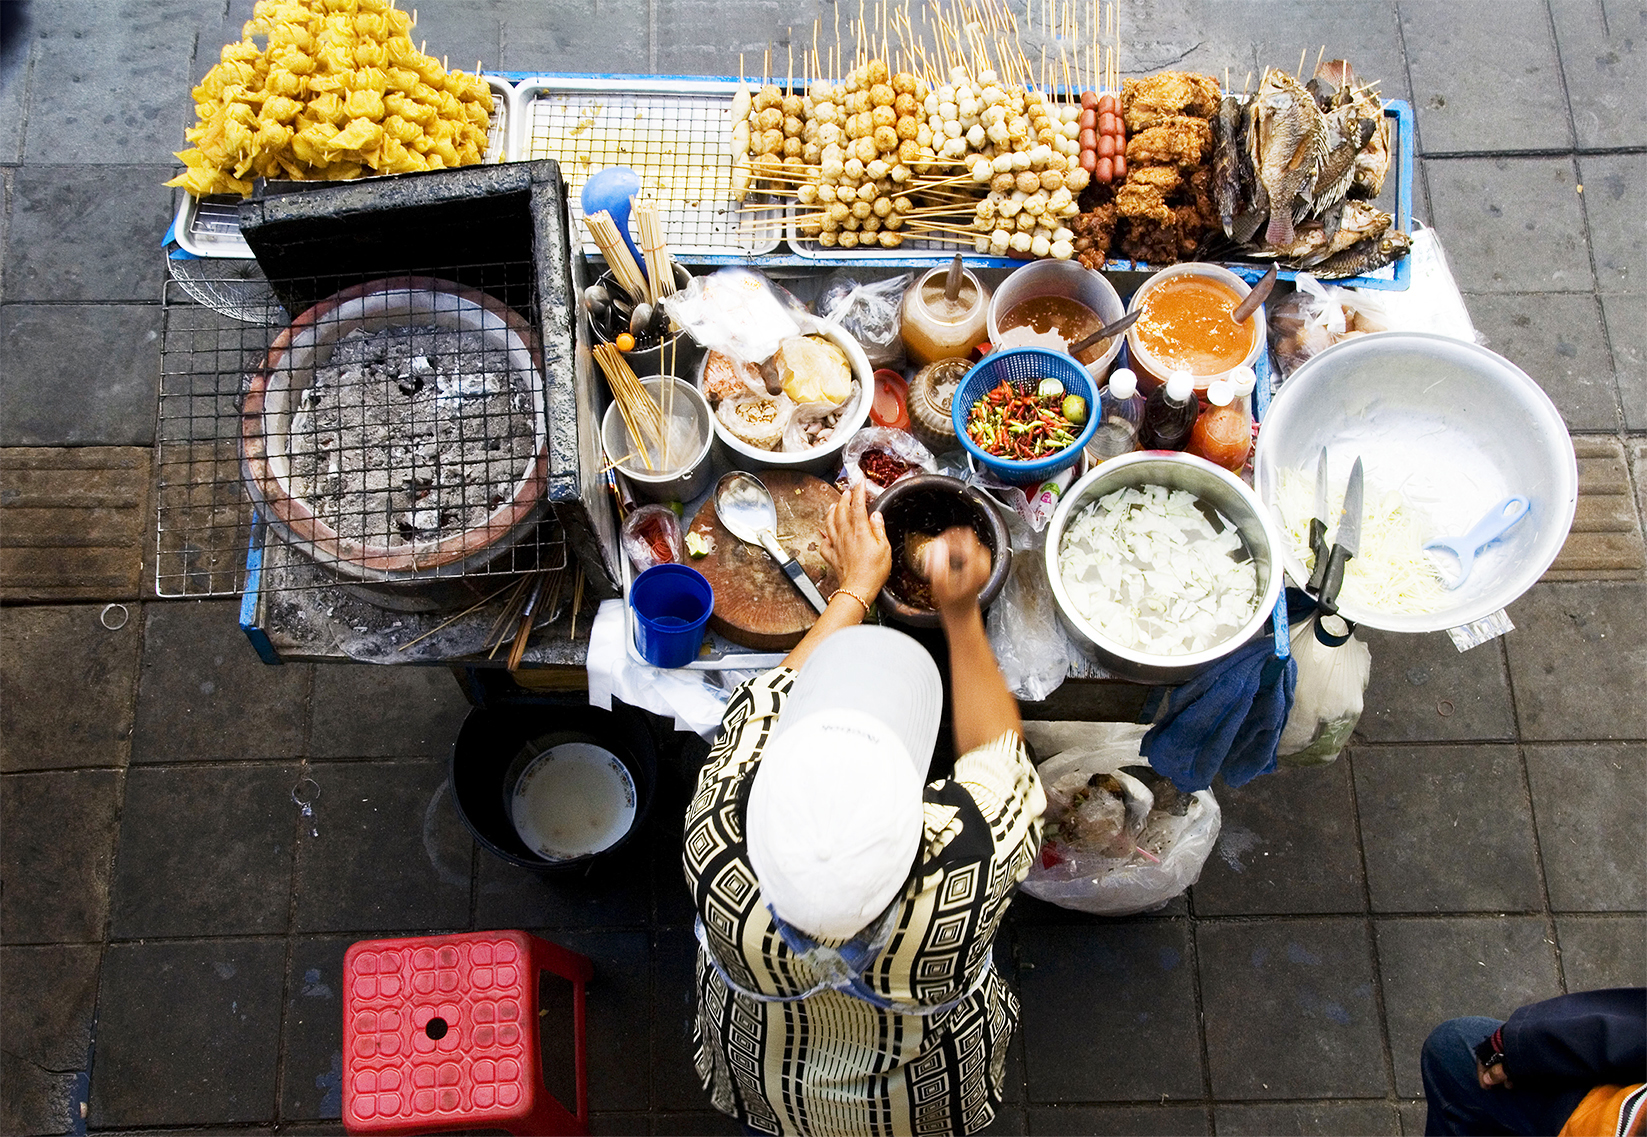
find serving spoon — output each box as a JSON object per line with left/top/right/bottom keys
{"left": 713, "top": 472, "right": 830, "bottom": 613}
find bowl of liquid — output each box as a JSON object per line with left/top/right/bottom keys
{"left": 987, "top": 260, "right": 1126, "bottom": 378}
{"left": 1125, "top": 262, "right": 1264, "bottom": 395}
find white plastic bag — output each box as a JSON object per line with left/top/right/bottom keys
{"left": 819, "top": 271, "right": 911, "bottom": 369}
{"left": 1277, "top": 620, "right": 1371, "bottom": 766}
{"left": 1020, "top": 721, "right": 1221, "bottom": 916}
{"left": 1269, "top": 272, "right": 1391, "bottom": 379}
{"left": 841, "top": 427, "right": 936, "bottom": 499}
{"left": 986, "top": 534, "right": 1075, "bottom": 702}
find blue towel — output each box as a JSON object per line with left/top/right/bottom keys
{"left": 1140, "top": 638, "right": 1298, "bottom": 793}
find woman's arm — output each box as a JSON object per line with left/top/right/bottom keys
{"left": 781, "top": 481, "right": 892, "bottom": 671}
{"left": 926, "top": 527, "right": 1022, "bottom": 755}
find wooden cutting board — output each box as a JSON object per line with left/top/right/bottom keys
{"left": 689, "top": 471, "right": 841, "bottom": 650}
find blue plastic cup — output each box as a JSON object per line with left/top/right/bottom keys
{"left": 630, "top": 564, "right": 714, "bottom": 668}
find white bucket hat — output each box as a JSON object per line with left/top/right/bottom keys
{"left": 745, "top": 625, "right": 944, "bottom": 940}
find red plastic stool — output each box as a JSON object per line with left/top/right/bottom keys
{"left": 342, "top": 930, "right": 593, "bottom": 1136}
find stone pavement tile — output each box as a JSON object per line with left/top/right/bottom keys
{"left": 650, "top": 768, "right": 698, "bottom": 929}
{"left": 651, "top": 0, "right": 826, "bottom": 78}
{"left": 0, "top": 768, "right": 120, "bottom": 944}
{"left": 1198, "top": 919, "right": 1384, "bottom": 1099}
{"left": 0, "top": 7, "right": 30, "bottom": 165}
{"left": 651, "top": 1112, "right": 744, "bottom": 1135}
{"left": 279, "top": 936, "right": 350, "bottom": 1123}
{"left": 88, "top": 938, "right": 285, "bottom": 1128}
{"left": 978, "top": 1105, "right": 1026, "bottom": 1135}
{"left": 1580, "top": 154, "right": 1647, "bottom": 295}
{"left": 1502, "top": 582, "right": 1647, "bottom": 741}
{"left": 3, "top": 165, "right": 173, "bottom": 302}
{"left": 1025, "top": 1104, "right": 1210, "bottom": 1135}
{"left": 130, "top": 600, "right": 311, "bottom": 763}
{"left": 1192, "top": 762, "right": 1365, "bottom": 916}
{"left": 499, "top": 0, "right": 651, "bottom": 76}
{"left": 1424, "top": 158, "right": 1591, "bottom": 294}
{"left": 530, "top": 930, "right": 652, "bottom": 1113}
{"left": 1357, "top": 629, "right": 1516, "bottom": 743}
{"left": 1353, "top": 745, "right": 1542, "bottom": 913}
{"left": 292, "top": 760, "right": 472, "bottom": 933}
{"left": 151, "top": 439, "right": 254, "bottom": 598}
{"left": 1636, "top": 441, "right": 1647, "bottom": 528}
{"left": 1215, "top": 1102, "right": 1402, "bottom": 1136}
{"left": 1018, "top": 922, "right": 1201, "bottom": 1102}
{"left": 0, "top": 448, "right": 151, "bottom": 603}
{"left": 1544, "top": 437, "right": 1646, "bottom": 582}
{"left": 1374, "top": 916, "right": 1562, "bottom": 1097}
{"left": 109, "top": 763, "right": 298, "bottom": 939}
{"left": 1398, "top": 1100, "right": 1428, "bottom": 1135}
{"left": 1466, "top": 293, "right": 1621, "bottom": 432}
{"left": 474, "top": 833, "right": 652, "bottom": 930}
{"left": 0, "top": 604, "right": 140, "bottom": 771}
{"left": 652, "top": 924, "right": 705, "bottom": 1113}
{"left": 1555, "top": 916, "right": 1647, "bottom": 990}
{"left": 1526, "top": 743, "right": 1647, "bottom": 911}
{"left": 21, "top": 0, "right": 201, "bottom": 165}
{"left": 0, "top": 944, "right": 99, "bottom": 1137}
{"left": 1603, "top": 294, "right": 1646, "bottom": 432}
{"left": 307, "top": 665, "right": 470, "bottom": 759}
{"left": 398, "top": 1, "right": 502, "bottom": 73}
{"left": 1552, "top": 0, "right": 1647, "bottom": 149}
{"left": 0, "top": 304, "right": 162, "bottom": 446}
{"left": 1401, "top": 0, "right": 1571, "bottom": 154}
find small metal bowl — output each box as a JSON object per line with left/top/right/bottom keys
{"left": 872, "top": 474, "right": 1012, "bottom": 627}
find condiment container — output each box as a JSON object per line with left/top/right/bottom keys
{"left": 986, "top": 260, "right": 1125, "bottom": 378}
{"left": 1187, "top": 377, "right": 1252, "bottom": 472}
{"left": 900, "top": 265, "right": 991, "bottom": 365}
{"left": 1140, "top": 370, "right": 1199, "bottom": 451}
{"left": 870, "top": 368, "right": 911, "bottom": 431}
{"left": 1125, "top": 262, "right": 1264, "bottom": 395}
{"left": 1085, "top": 366, "right": 1144, "bottom": 465}
{"left": 599, "top": 376, "right": 714, "bottom": 504}
{"left": 907, "top": 357, "right": 970, "bottom": 452}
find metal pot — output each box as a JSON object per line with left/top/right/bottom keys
{"left": 872, "top": 474, "right": 1012, "bottom": 627}
{"left": 1044, "top": 452, "right": 1284, "bottom": 683}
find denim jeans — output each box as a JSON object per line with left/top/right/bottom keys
{"left": 1422, "top": 1015, "right": 1590, "bottom": 1136}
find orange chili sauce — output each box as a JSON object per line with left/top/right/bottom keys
{"left": 1134, "top": 276, "right": 1255, "bottom": 375}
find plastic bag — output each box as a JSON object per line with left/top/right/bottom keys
{"left": 1277, "top": 618, "right": 1371, "bottom": 766}
{"left": 985, "top": 524, "right": 1075, "bottom": 702}
{"left": 1269, "top": 272, "right": 1392, "bottom": 379}
{"left": 818, "top": 271, "right": 912, "bottom": 369}
{"left": 841, "top": 427, "right": 936, "bottom": 499}
{"left": 662, "top": 267, "right": 824, "bottom": 367}
{"left": 1020, "top": 721, "right": 1222, "bottom": 916}
{"left": 621, "top": 505, "right": 684, "bottom": 573}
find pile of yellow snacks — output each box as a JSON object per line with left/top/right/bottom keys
{"left": 166, "top": 0, "right": 492, "bottom": 197}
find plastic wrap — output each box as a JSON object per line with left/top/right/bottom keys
{"left": 818, "top": 272, "right": 912, "bottom": 369}
{"left": 985, "top": 527, "right": 1075, "bottom": 702}
{"left": 1269, "top": 272, "right": 1392, "bottom": 380}
{"left": 662, "top": 267, "right": 823, "bottom": 367}
{"left": 621, "top": 505, "right": 684, "bottom": 573}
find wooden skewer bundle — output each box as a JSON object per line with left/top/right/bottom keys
{"left": 583, "top": 210, "right": 649, "bottom": 304}
{"left": 592, "top": 343, "right": 666, "bottom": 472}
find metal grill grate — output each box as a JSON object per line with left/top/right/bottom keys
{"left": 156, "top": 261, "right": 567, "bottom": 599}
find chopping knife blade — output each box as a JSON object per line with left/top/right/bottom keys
{"left": 1314, "top": 456, "right": 1363, "bottom": 618}
{"left": 1306, "top": 448, "right": 1331, "bottom": 593}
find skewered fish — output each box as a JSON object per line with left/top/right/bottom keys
{"left": 1351, "top": 116, "right": 1391, "bottom": 198}
{"left": 1250, "top": 200, "right": 1393, "bottom": 267}
{"left": 1313, "top": 102, "right": 1379, "bottom": 213}
{"left": 1249, "top": 69, "right": 1328, "bottom": 247}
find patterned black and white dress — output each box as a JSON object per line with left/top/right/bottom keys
{"left": 683, "top": 667, "right": 1046, "bottom": 1136}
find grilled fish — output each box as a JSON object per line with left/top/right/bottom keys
{"left": 1311, "top": 227, "right": 1412, "bottom": 279}
{"left": 1313, "top": 102, "right": 1379, "bottom": 213}
{"left": 1351, "top": 116, "right": 1391, "bottom": 198}
{"left": 1250, "top": 69, "right": 1328, "bottom": 247}
{"left": 1213, "top": 93, "right": 1246, "bottom": 238}
{"left": 1249, "top": 200, "right": 1393, "bottom": 267}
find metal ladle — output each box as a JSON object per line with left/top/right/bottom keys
{"left": 713, "top": 472, "right": 829, "bottom": 613}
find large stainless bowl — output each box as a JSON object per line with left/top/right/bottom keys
{"left": 1253, "top": 332, "right": 1578, "bottom": 634}
{"left": 1045, "top": 452, "right": 1285, "bottom": 684}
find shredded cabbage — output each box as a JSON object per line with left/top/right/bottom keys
{"left": 1275, "top": 466, "right": 1449, "bottom": 615}
{"left": 1058, "top": 484, "right": 1260, "bottom": 655}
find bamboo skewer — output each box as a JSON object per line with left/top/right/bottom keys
{"left": 583, "top": 210, "right": 648, "bottom": 303}
{"left": 592, "top": 343, "right": 666, "bottom": 472}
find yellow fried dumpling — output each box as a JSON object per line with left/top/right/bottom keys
{"left": 271, "top": 45, "right": 315, "bottom": 76}
{"left": 463, "top": 98, "right": 490, "bottom": 128}
{"left": 306, "top": 70, "right": 344, "bottom": 93}
{"left": 353, "top": 12, "right": 385, "bottom": 37}
{"left": 329, "top": 116, "right": 383, "bottom": 152}
{"left": 307, "top": 92, "right": 347, "bottom": 124}
{"left": 269, "top": 21, "right": 314, "bottom": 51}
{"left": 262, "top": 93, "right": 303, "bottom": 122}
{"left": 352, "top": 65, "right": 388, "bottom": 93}
{"left": 343, "top": 88, "right": 384, "bottom": 120}
{"left": 353, "top": 40, "right": 386, "bottom": 67}
{"left": 384, "top": 66, "right": 417, "bottom": 93}
{"left": 381, "top": 114, "right": 420, "bottom": 144}
{"left": 386, "top": 8, "right": 411, "bottom": 34}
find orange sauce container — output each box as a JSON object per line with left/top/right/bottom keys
{"left": 1125, "top": 263, "right": 1264, "bottom": 395}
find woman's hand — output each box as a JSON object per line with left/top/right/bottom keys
{"left": 821, "top": 481, "right": 891, "bottom": 599}
{"left": 924, "top": 526, "right": 992, "bottom": 620}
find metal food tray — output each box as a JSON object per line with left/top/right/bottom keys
{"left": 167, "top": 75, "right": 515, "bottom": 260}
{"left": 511, "top": 75, "right": 780, "bottom": 262}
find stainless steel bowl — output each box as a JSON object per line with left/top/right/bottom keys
{"left": 1253, "top": 332, "right": 1578, "bottom": 634}
{"left": 1045, "top": 453, "right": 1284, "bottom": 683}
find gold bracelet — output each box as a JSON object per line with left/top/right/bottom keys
{"left": 832, "top": 587, "right": 872, "bottom": 616}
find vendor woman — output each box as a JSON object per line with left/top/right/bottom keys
{"left": 683, "top": 481, "right": 1046, "bottom": 1136}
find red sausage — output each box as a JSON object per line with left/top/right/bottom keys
{"left": 1080, "top": 148, "right": 1098, "bottom": 172}
{"left": 1079, "top": 107, "right": 1097, "bottom": 131}
{"left": 1113, "top": 153, "right": 1126, "bottom": 178}
{"left": 1099, "top": 111, "right": 1118, "bottom": 135}
{"left": 1079, "top": 127, "right": 1097, "bottom": 150}
{"left": 1080, "top": 89, "right": 1098, "bottom": 110}
{"left": 1096, "top": 156, "right": 1113, "bottom": 183}
{"left": 1098, "top": 93, "right": 1118, "bottom": 115}
{"left": 1097, "top": 133, "right": 1115, "bottom": 157}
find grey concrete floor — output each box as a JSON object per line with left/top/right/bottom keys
{"left": 1, "top": 1, "right": 1644, "bottom": 1134}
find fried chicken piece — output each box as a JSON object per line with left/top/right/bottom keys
{"left": 1120, "top": 219, "right": 1183, "bottom": 265}
{"left": 1070, "top": 202, "right": 1119, "bottom": 266}
{"left": 1124, "top": 116, "right": 1212, "bottom": 169}
{"left": 1122, "top": 72, "right": 1222, "bottom": 132}
{"left": 1125, "top": 164, "right": 1184, "bottom": 197}
{"left": 1115, "top": 179, "right": 1175, "bottom": 226}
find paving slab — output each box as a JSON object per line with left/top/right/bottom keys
{"left": 1018, "top": 922, "right": 1202, "bottom": 1103}
{"left": 1374, "top": 916, "right": 1562, "bottom": 1097}
{"left": 1352, "top": 745, "right": 1542, "bottom": 913}
{"left": 1400, "top": 0, "right": 1571, "bottom": 154}
{"left": 291, "top": 760, "right": 472, "bottom": 933}
{"left": 151, "top": 439, "right": 254, "bottom": 599}
{"left": 1198, "top": 918, "right": 1384, "bottom": 1099}
{"left": 1580, "top": 154, "right": 1647, "bottom": 295}
{"left": 0, "top": 944, "right": 99, "bottom": 1137}
{"left": 650, "top": 772, "right": 700, "bottom": 929}
{"left": 109, "top": 762, "right": 297, "bottom": 939}
{"left": 1555, "top": 915, "right": 1647, "bottom": 991}
{"left": 0, "top": 304, "right": 162, "bottom": 446}
{"left": 979, "top": 1105, "right": 1026, "bottom": 1135}
{"left": 1026, "top": 1104, "right": 1210, "bottom": 1135}
{"left": 0, "top": 603, "right": 140, "bottom": 771}
{"left": 1190, "top": 762, "right": 1366, "bottom": 916}
{"left": 1635, "top": 440, "right": 1647, "bottom": 528}
{"left": 1552, "top": 0, "right": 1647, "bottom": 149}
{"left": 396, "top": 1, "right": 502, "bottom": 74}
{"left": 1466, "top": 292, "right": 1621, "bottom": 432}
{"left": 650, "top": 0, "right": 824, "bottom": 78}
{"left": 1425, "top": 157, "right": 1591, "bottom": 293}
{"left": 0, "top": 448, "right": 151, "bottom": 602}
{"left": 1356, "top": 629, "right": 1516, "bottom": 742}
{"left": 0, "top": 768, "right": 120, "bottom": 944}
{"left": 88, "top": 938, "right": 285, "bottom": 1128}
{"left": 0, "top": 7, "right": 32, "bottom": 166}
{"left": 307, "top": 664, "right": 471, "bottom": 759}
{"left": 1525, "top": 742, "right": 1647, "bottom": 911}
{"left": 21, "top": 0, "right": 201, "bottom": 165}
{"left": 279, "top": 936, "right": 350, "bottom": 1123}
{"left": 131, "top": 600, "right": 311, "bottom": 763}
{"left": 3, "top": 165, "right": 172, "bottom": 302}
{"left": 1398, "top": 1100, "right": 1428, "bottom": 1135}
{"left": 1602, "top": 294, "right": 1646, "bottom": 432}
{"left": 652, "top": 924, "right": 707, "bottom": 1113}
{"left": 1502, "top": 581, "right": 1647, "bottom": 741}
{"left": 1544, "top": 437, "right": 1647, "bottom": 582}
{"left": 531, "top": 929, "right": 654, "bottom": 1113}
{"left": 1214, "top": 1101, "right": 1402, "bottom": 1136}
{"left": 651, "top": 1111, "right": 745, "bottom": 1135}
{"left": 474, "top": 833, "right": 653, "bottom": 929}
{"left": 499, "top": 0, "right": 652, "bottom": 76}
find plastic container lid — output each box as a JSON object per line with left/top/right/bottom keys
{"left": 1165, "top": 370, "right": 1195, "bottom": 401}
{"left": 1108, "top": 367, "right": 1138, "bottom": 399}
{"left": 1206, "top": 379, "right": 1235, "bottom": 407}
{"left": 1230, "top": 365, "right": 1257, "bottom": 398}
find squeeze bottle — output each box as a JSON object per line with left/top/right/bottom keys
{"left": 1084, "top": 367, "right": 1145, "bottom": 463}
{"left": 1139, "top": 369, "right": 1199, "bottom": 451}
{"left": 1187, "top": 377, "right": 1252, "bottom": 471}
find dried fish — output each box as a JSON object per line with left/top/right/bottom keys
{"left": 1212, "top": 93, "right": 1247, "bottom": 239}
{"left": 1249, "top": 69, "right": 1328, "bottom": 248}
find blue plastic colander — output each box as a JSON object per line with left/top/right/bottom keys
{"left": 952, "top": 348, "right": 1100, "bottom": 485}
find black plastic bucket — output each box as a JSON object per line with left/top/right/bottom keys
{"left": 450, "top": 703, "right": 657, "bottom": 873}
